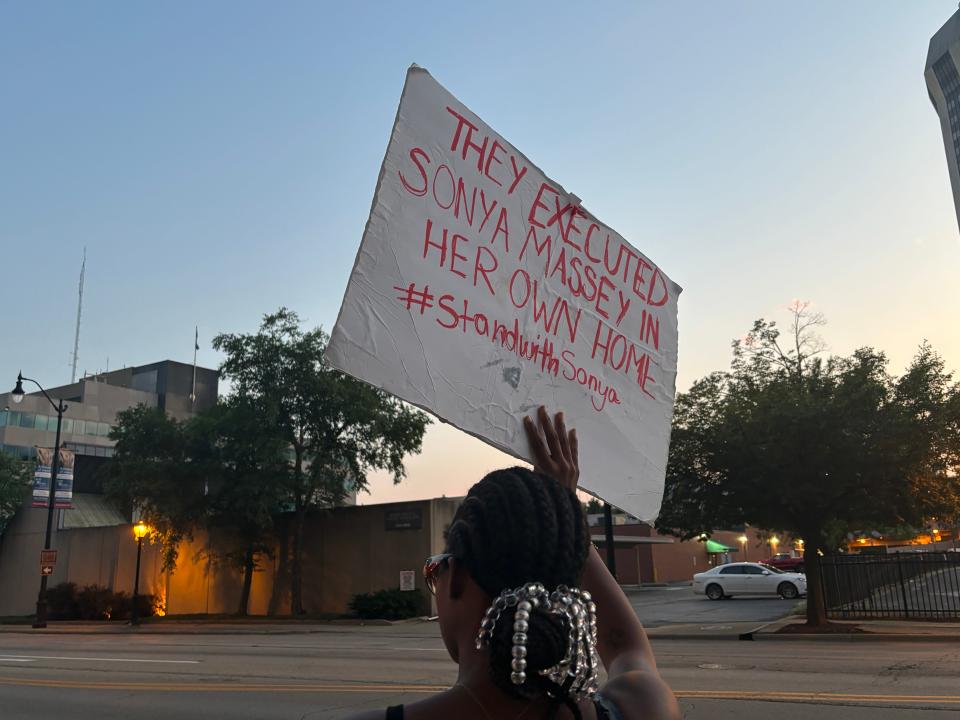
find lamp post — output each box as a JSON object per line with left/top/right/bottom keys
{"left": 11, "top": 372, "right": 67, "bottom": 629}
{"left": 738, "top": 535, "right": 749, "bottom": 562}
{"left": 769, "top": 535, "right": 780, "bottom": 559}
{"left": 131, "top": 521, "right": 148, "bottom": 626}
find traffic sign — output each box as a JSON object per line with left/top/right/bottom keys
{"left": 40, "top": 565, "right": 53, "bottom": 576}
{"left": 40, "top": 549, "right": 57, "bottom": 565}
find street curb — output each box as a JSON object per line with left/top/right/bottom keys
{"left": 751, "top": 631, "right": 960, "bottom": 643}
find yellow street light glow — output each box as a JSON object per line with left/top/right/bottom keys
{"left": 738, "top": 535, "right": 748, "bottom": 544}
{"left": 133, "top": 521, "right": 148, "bottom": 540}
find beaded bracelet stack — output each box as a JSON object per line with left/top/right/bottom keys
{"left": 476, "top": 582, "right": 599, "bottom": 701}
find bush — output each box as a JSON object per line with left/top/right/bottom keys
{"left": 77, "top": 585, "right": 122, "bottom": 620}
{"left": 43, "top": 583, "right": 158, "bottom": 621}
{"left": 349, "top": 588, "right": 425, "bottom": 620}
{"left": 47, "top": 582, "right": 80, "bottom": 620}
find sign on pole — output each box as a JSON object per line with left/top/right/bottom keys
{"left": 32, "top": 447, "right": 74, "bottom": 510}
{"left": 326, "top": 66, "right": 681, "bottom": 521}
{"left": 399, "top": 570, "right": 416, "bottom": 592}
{"left": 40, "top": 549, "right": 57, "bottom": 565}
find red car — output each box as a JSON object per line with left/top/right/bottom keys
{"left": 764, "top": 553, "right": 805, "bottom": 573}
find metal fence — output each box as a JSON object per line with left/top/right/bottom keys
{"left": 820, "top": 552, "right": 960, "bottom": 620}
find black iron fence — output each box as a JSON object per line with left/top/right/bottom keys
{"left": 820, "top": 552, "right": 960, "bottom": 620}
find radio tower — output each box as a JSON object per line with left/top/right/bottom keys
{"left": 70, "top": 248, "right": 86, "bottom": 384}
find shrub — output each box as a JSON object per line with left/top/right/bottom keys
{"left": 349, "top": 588, "right": 424, "bottom": 620}
{"left": 47, "top": 582, "right": 80, "bottom": 620}
{"left": 77, "top": 585, "right": 122, "bottom": 620}
{"left": 41, "top": 582, "right": 159, "bottom": 621}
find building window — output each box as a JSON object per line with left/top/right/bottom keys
{"left": 18, "top": 412, "right": 35, "bottom": 428}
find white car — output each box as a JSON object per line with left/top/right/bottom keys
{"left": 692, "top": 562, "right": 806, "bottom": 601}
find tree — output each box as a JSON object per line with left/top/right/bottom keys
{"left": 656, "top": 303, "right": 960, "bottom": 626}
{"left": 104, "top": 406, "right": 207, "bottom": 571}
{"left": 0, "top": 453, "right": 31, "bottom": 537}
{"left": 584, "top": 498, "right": 604, "bottom": 514}
{"left": 187, "top": 398, "right": 288, "bottom": 615}
{"left": 105, "top": 401, "right": 291, "bottom": 615}
{"left": 213, "top": 308, "right": 431, "bottom": 614}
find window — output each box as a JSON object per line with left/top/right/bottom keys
{"left": 0, "top": 410, "right": 7, "bottom": 427}
{"left": 73, "top": 420, "right": 86, "bottom": 436}
{"left": 743, "top": 565, "right": 765, "bottom": 575}
{"left": 18, "top": 412, "right": 35, "bottom": 428}
{"left": 61, "top": 418, "right": 73, "bottom": 434}
{"left": 97, "top": 422, "right": 111, "bottom": 437}
{"left": 719, "top": 566, "right": 743, "bottom": 575}
{"left": 47, "top": 415, "right": 60, "bottom": 432}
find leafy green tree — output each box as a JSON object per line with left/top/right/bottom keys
{"left": 0, "top": 452, "right": 31, "bottom": 537}
{"left": 656, "top": 303, "right": 960, "bottom": 625}
{"left": 106, "top": 401, "right": 291, "bottom": 615}
{"left": 187, "top": 398, "right": 288, "bottom": 615}
{"left": 213, "top": 308, "right": 431, "bottom": 615}
{"left": 584, "top": 498, "right": 604, "bottom": 514}
{"left": 104, "top": 406, "right": 206, "bottom": 571}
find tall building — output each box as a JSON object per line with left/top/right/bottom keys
{"left": 0, "top": 360, "right": 219, "bottom": 519}
{"left": 926, "top": 7, "right": 960, "bottom": 231}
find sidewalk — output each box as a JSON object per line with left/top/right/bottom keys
{"left": 0, "top": 617, "right": 434, "bottom": 636}
{"left": 748, "top": 616, "right": 960, "bottom": 642}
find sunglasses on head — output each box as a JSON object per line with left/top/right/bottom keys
{"left": 423, "top": 553, "right": 455, "bottom": 595}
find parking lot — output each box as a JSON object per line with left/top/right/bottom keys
{"left": 627, "top": 583, "right": 800, "bottom": 628}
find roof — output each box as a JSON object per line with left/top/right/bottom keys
{"left": 62, "top": 493, "right": 128, "bottom": 529}
{"left": 928, "top": 9, "right": 960, "bottom": 69}
{"left": 591, "top": 534, "right": 674, "bottom": 546}
{"left": 705, "top": 539, "right": 737, "bottom": 553}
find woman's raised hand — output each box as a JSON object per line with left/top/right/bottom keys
{"left": 523, "top": 406, "right": 579, "bottom": 493}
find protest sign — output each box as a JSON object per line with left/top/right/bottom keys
{"left": 326, "top": 66, "right": 681, "bottom": 521}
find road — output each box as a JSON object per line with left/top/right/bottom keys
{"left": 0, "top": 591, "right": 957, "bottom": 720}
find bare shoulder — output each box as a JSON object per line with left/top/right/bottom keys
{"left": 599, "top": 670, "right": 682, "bottom": 720}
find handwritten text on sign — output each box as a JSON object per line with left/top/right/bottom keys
{"left": 326, "top": 66, "right": 681, "bottom": 520}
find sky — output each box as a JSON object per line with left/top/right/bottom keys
{"left": 2, "top": 1, "right": 959, "bottom": 505}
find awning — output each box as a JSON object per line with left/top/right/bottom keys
{"left": 705, "top": 539, "right": 737, "bottom": 553}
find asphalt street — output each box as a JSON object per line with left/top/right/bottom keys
{"left": 0, "top": 588, "right": 957, "bottom": 720}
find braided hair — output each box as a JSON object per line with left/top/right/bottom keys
{"left": 445, "top": 467, "right": 591, "bottom": 719}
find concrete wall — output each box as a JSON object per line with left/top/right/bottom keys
{"left": 1, "top": 498, "right": 462, "bottom": 617}
{"left": 0, "top": 507, "right": 162, "bottom": 616}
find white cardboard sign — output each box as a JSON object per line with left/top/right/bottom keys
{"left": 326, "top": 66, "right": 681, "bottom": 521}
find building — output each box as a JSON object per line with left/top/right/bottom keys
{"left": 926, "top": 7, "right": 960, "bottom": 230}
{"left": 0, "top": 361, "right": 218, "bottom": 615}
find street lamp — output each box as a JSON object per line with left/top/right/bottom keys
{"left": 11, "top": 372, "right": 68, "bottom": 629}
{"left": 769, "top": 535, "right": 780, "bottom": 558}
{"left": 131, "top": 521, "right": 148, "bottom": 626}
{"left": 738, "top": 534, "right": 749, "bottom": 562}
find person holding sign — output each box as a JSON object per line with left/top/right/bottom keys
{"left": 346, "top": 408, "right": 680, "bottom": 720}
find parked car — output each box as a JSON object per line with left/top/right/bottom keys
{"left": 764, "top": 552, "right": 805, "bottom": 573}
{"left": 692, "top": 562, "right": 806, "bottom": 600}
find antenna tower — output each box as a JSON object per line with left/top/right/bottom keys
{"left": 70, "top": 248, "right": 86, "bottom": 383}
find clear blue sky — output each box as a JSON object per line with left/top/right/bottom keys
{"left": 3, "top": 1, "right": 959, "bottom": 503}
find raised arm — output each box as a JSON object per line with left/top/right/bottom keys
{"left": 524, "top": 407, "right": 681, "bottom": 720}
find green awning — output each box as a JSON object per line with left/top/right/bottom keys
{"left": 705, "top": 539, "right": 736, "bottom": 553}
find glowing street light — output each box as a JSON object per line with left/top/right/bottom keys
{"left": 131, "top": 521, "right": 148, "bottom": 626}
{"left": 738, "top": 535, "right": 748, "bottom": 561}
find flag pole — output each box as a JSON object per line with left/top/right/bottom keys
{"left": 191, "top": 326, "right": 199, "bottom": 407}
